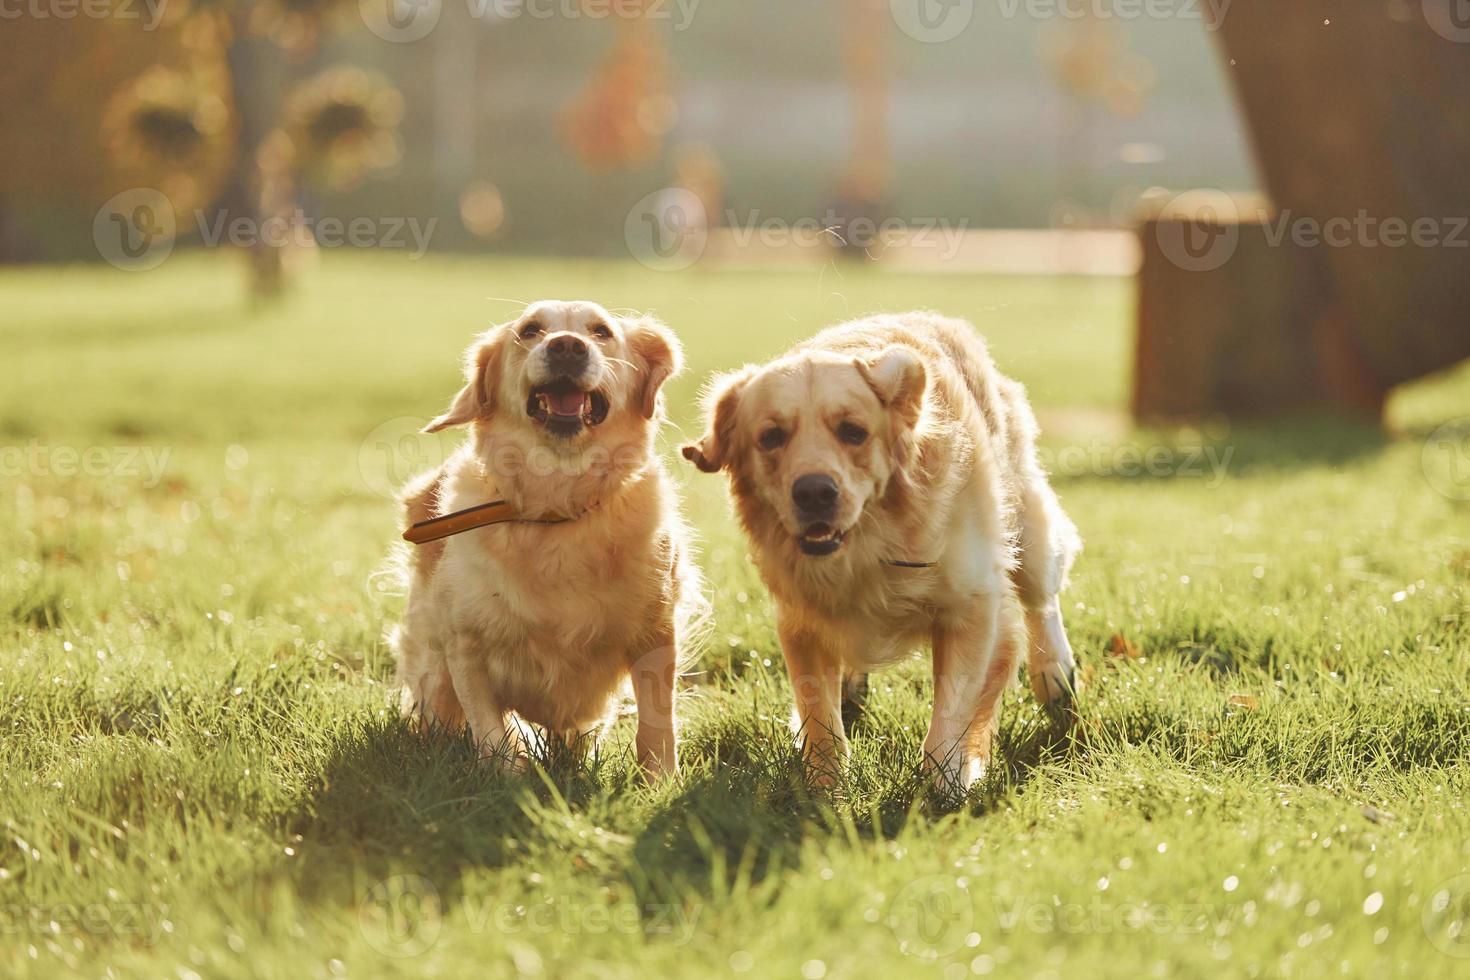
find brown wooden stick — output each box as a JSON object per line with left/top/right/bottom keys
{"left": 402, "top": 500, "right": 519, "bottom": 545}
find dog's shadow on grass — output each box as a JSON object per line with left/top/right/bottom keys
{"left": 285, "top": 702, "right": 1084, "bottom": 915}
{"left": 286, "top": 718, "right": 606, "bottom": 901}
{"left": 622, "top": 707, "right": 1083, "bottom": 902}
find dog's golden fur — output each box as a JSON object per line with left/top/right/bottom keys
{"left": 684, "top": 311, "right": 1080, "bottom": 791}
{"left": 392, "top": 300, "right": 700, "bottom": 778}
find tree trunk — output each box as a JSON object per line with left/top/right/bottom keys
{"left": 1133, "top": 2, "right": 1470, "bottom": 423}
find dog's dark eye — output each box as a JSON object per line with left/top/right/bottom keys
{"left": 590, "top": 323, "right": 613, "bottom": 340}
{"left": 837, "top": 422, "right": 869, "bottom": 446}
{"left": 759, "top": 427, "right": 788, "bottom": 451}
{"left": 518, "top": 321, "right": 543, "bottom": 339}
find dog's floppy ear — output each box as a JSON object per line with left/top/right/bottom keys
{"left": 625, "top": 315, "right": 684, "bottom": 419}
{"left": 857, "top": 346, "right": 926, "bottom": 427}
{"left": 423, "top": 327, "right": 508, "bottom": 432}
{"left": 681, "top": 367, "right": 752, "bottom": 474}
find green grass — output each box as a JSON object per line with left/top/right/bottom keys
{"left": 2, "top": 254, "right": 1468, "bottom": 978}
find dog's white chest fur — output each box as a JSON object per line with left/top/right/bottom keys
{"left": 434, "top": 521, "right": 656, "bottom": 729}
{"left": 761, "top": 490, "right": 1012, "bottom": 670}
{"left": 400, "top": 455, "right": 674, "bottom": 733}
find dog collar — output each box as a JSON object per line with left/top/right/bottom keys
{"left": 402, "top": 499, "right": 584, "bottom": 545}
{"left": 405, "top": 501, "right": 937, "bottom": 567}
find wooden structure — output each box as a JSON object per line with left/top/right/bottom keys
{"left": 1134, "top": 1, "right": 1470, "bottom": 422}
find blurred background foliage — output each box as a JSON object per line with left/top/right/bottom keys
{"left": 0, "top": 0, "right": 1253, "bottom": 261}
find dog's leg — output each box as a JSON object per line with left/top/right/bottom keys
{"left": 393, "top": 622, "right": 467, "bottom": 734}
{"left": 415, "top": 656, "right": 467, "bottom": 734}
{"left": 1011, "top": 469, "right": 1081, "bottom": 712}
{"left": 840, "top": 670, "right": 870, "bottom": 732}
{"left": 445, "top": 632, "right": 514, "bottom": 767}
{"left": 1025, "top": 599, "right": 1076, "bottom": 712}
{"left": 964, "top": 603, "right": 1023, "bottom": 775}
{"left": 544, "top": 725, "right": 602, "bottom": 771}
{"left": 924, "top": 593, "right": 1003, "bottom": 794}
{"left": 629, "top": 621, "right": 679, "bottom": 780}
{"left": 779, "top": 618, "right": 847, "bottom": 787}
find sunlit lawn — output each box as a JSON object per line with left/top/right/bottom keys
{"left": 2, "top": 253, "right": 1468, "bottom": 978}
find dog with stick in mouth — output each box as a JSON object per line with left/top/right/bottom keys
{"left": 392, "top": 300, "right": 701, "bottom": 779}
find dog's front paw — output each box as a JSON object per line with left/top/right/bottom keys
{"left": 921, "top": 745, "right": 986, "bottom": 798}
{"left": 469, "top": 730, "right": 528, "bottom": 774}
{"left": 1030, "top": 664, "right": 1078, "bottom": 728}
{"left": 797, "top": 735, "right": 850, "bottom": 793}
{"left": 474, "top": 748, "right": 525, "bottom": 775}
{"left": 638, "top": 754, "right": 679, "bottom": 783}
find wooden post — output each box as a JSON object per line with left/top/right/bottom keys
{"left": 1134, "top": 192, "right": 1386, "bottom": 422}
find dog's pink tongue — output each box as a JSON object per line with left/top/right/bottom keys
{"left": 546, "top": 390, "right": 588, "bottom": 416}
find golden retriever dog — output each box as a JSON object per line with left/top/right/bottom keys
{"left": 683, "top": 311, "right": 1080, "bottom": 792}
{"left": 392, "top": 300, "right": 700, "bottom": 779}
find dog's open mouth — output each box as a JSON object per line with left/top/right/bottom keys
{"left": 798, "top": 522, "right": 845, "bottom": 557}
{"left": 526, "top": 378, "right": 609, "bottom": 437}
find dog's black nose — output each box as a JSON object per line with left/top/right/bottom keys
{"left": 792, "top": 474, "right": 839, "bottom": 519}
{"left": 546, "top": 333, "right": 589, "bottom": 370}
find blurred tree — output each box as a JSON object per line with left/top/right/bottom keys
{"left": 1042, "top": 12, "right": 1154, "bottom": 225}
{"left": 0, "top": 16, "right": 220, "bottom": 261}
{"left": 1044, "top": 16, "right": 1154, "bottom": 118}
{"left": 828, "top": 0, "right": 891, "bottom": 258}
{"left": 103, "top": 53, "right": 237, "bottom": 221}
{"left": 561, "top": 0, "right": 674, "bottom": 170}
{"left": 82, "top": 0, "right": 402, "bottom": 298}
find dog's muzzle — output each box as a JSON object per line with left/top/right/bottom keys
{"left": 797, "top": 521, "right": 844, "bottom": 556}
{"left": 526, "top": 376, "right": 610, "bottom": 438}
{"left": 792, "top": 473, "right": 844, "bottom": 556}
